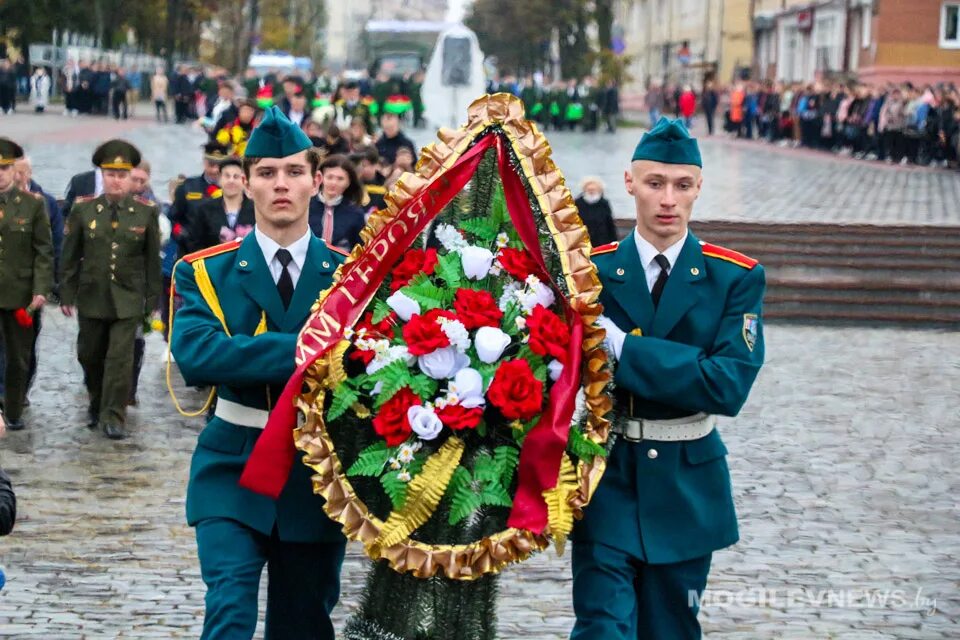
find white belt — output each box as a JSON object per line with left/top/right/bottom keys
{"left": 214, "top": 398, "right": 270, "bottom": 429}
{"left": 616, "top": 412, "right": 716, "bottom": 442}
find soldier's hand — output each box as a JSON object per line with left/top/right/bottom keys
{"left": 60, "top": 305, "right": 76, "bottom": 318}
{"left": 30, "top": 295, "right": 46, "bottom": 310}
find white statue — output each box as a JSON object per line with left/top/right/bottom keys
{"left": 421, "top": 24, "right": 487, "bottom": 131}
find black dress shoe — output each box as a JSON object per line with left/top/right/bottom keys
{"left": 86, "top": 410, "right": 99, "bottom": 429}
{"left": 7, "top": 419, "right": 26, "bottom": 431}
{"left": 102, "top": 423, "right": 127, "bottom": 440}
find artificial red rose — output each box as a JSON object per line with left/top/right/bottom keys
{"left": 402, "top": 308, "right": 455, "bottom": 356}
{"left": 14, "top": 308, "right": 33, "bottom": 328}
{"left": 497, "top": 247, "right": 539, "bottom": 282}
{"left": 391, "top": 248, "right": 439, "bottom": 291}
{"left": 452, "top": 288, "right": 503, "bottom": 330}
{"left": 436, "top": 403, "right": 484, "bottom": 431}
{"left": 372, "top": 387, "right": 421, "bottom": 446}
{"left": 349, "top": 310, "right": 398, "bottom": 365}
{"left": 487, "top": 359, "right": 544, "bottom": 421}
{"left": 525, "top": 304, "right": 570, "bottom": 363}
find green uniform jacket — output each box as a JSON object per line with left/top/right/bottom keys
{"left": 171, "top": 233, "right": 346, "bottom": 543}
{"left": 0, "top": 188, "right": 54, "bottom": 309}
{"left": 574, "top": 232, "right": 765, "bottom": 564}
{"left": 60, "top": 194, "right": 162, "bottom": 319}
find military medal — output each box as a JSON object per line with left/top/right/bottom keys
{"left": 89, "top": 220, "right": 97, "bottom": 230}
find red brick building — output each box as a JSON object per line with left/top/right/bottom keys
{"left": 857, "top": 0, "right": 960, "bottom": 84}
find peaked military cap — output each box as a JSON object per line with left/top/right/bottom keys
{"left": 243, "top": 106, "right": 313, "bottom": 158}
{"left": 92, "top": 139, "right": 141, "bottom": 170}
{"left": 0, "top": 137, "right": 24, "bottom": 166}
{"left": 203, "top": 141, "right": 231, "bottom": 161}
{"left": 632, "top": 117, "right": 702, "bottom": 168}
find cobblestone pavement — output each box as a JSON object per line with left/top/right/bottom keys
{"left": 0, "top": 112, "right": 957, "bottom": 638}
{"left": 0, "top": 318, "right": 957, "bottom": 639}
{"left": 5, "top": 108, "right": 959, "bottom": 226}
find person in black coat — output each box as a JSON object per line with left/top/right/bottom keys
{"left": 63, "top": 168, "right": 98, "bottom": 217}
{"left": 0, "top": 463, "right": 14, "bottom": 536}
{"left": 375, "top": 112, "right": 418, "bottom": 165}
{"left": 188, "top": 157, "right": 256, "bottom": 250}
{"left": 308, "top": 154, "right": 366, "bottom": 252}
{"left": 574, "top": 177, "right": 619, "bottom": 246}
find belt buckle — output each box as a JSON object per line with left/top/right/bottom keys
{"left": 623, "top": 418, "right": 644, "bottom": 443}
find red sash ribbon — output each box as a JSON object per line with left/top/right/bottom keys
{"left": 239, "top": 133, "right": 582, "bottom": 535}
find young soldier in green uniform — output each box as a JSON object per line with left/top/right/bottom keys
{"left": 59, "top": 140, "right": 162, "bottom": 440}
{"left": 170, "top": 106, "right": 347, "bottom": 639}
{"left": 0, "top": 138, "right": 53, "bottom": 431}
{"left": 571, "top": 118, "right": 766, "bottom": 639}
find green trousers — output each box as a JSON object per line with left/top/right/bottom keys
{"left": 77, "top": 316, "right": 139, "bottom": 427}
{"left": 0, "top": 309, "right": 35, "bottom": 422}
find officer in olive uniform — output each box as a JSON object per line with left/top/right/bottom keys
{"left": 0, "top": 138, "right": 53, "bottom": 431}
{"left": 60, "top": 140, "right": 162, "bottom": 440}
{"left": 171, "top": 107, "right": 347, "bottom": 639}
{"left": 571, "top": 118, "right": 765, "bottom": 639}
{"left": 170, "top": 141, "right": 228, "bottom": 256}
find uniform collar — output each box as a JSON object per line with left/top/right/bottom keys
{"left": 634, "top": 228, "right": 687, "bottom": 274}
{"left": 254, "top": 226, "right": 311, "bottom": 273}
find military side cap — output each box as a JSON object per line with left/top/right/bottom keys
{"left": 92, "top": 139, "right": 141, "bottom": 170}
{"left": 0, "top": 137, "right": 24, "bottom": 166}
{"left": 203, "top": 141, "right": 230, "bottom": 161}
{"left": 243, "top": 106, "right": 313, "bottom": 158}
{"left": 632, "top": 117, "right": 702, "bottom": 168}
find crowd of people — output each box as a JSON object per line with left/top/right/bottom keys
{"left": 647, "top": 79, "right": 960, "bottom": 169}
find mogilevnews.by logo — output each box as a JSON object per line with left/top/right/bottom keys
{"left": 689, "top": 587, "right": 938, "bottom": 616}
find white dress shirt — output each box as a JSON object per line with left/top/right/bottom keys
{"left": 94, "top": 168, "right": 104, "bottom": 197}
{"left": 255, "top": 227, "right": 311, "bottom": 288}
{"left": 634, "top": 228, "right": 687, "bottom": 293}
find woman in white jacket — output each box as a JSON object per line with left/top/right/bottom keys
{"left": 29, "top": 67, "right": 51, "bottom": 113}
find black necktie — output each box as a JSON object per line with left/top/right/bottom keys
{"left": 275, "top": 248, "right": 294, "bottom": 309}
{"left": 650, "top": 254, "right": 670, "bottom": 309}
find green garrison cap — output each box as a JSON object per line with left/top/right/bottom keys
{"left": 243, "top": 106, "right": 313, "bottom": 158}
{"left": 92, "top": 139, "right": 141, "bottom": 170}
{"left": 632, "top": 117, "right": 702, "bottom": 168}
{"left": 0, "top": 137, "right": 25, "bottom": 166}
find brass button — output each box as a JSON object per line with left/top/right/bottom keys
{"left": 322, "top": 261, "right": 330, "bottom": 268}
{"left": 690, "top": 267, "right": 700, "bottom": 276}
{"left": 239, "top": 260, "right": 248, "bottom": 267}
{"left": 647, "top": 448, "right": 658, "bottom": 460}
{"left": 110, "top": 274, "right": 116, "bottom": 281}
{"left": 111, "top": 242, "right": 118, "bottom": 250}
{"left": 616, "top": 267, "right": 625, "bottom": 276}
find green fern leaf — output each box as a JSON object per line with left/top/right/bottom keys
{"left": 480, "top": 483, "right": 513, "bottom": 508}
{"left": 435, "top": 251, "right": 464, "bottom": 289}
{"left": 568, "top": 425, "right": 607, "bottom": 461}
{"left": 347, "top": 442, "right": 392, "bottom": 477}
{"left": 371, "top": 298, "right": 393, "bottom": 324}
{"left": 381, "top": 471, "right": 409, "bottom": 510}
{"left": 327, "top": 383, "right": 359, "bottom": 421}
{"left": 460, "top": 217, "right": 499, "bottom": 243}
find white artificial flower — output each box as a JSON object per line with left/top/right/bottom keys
{"left": 365, "top": 343, "right": 412, "bottom": 375}
{"left": 495, "top": 232, "right": 509, "bottom": 249}
{"left": 407, "top": 405, "right": 444, "bottom": 441}
{"left": 397, "top": 470, "right": 412, "bottom": 482}
{"left": 460, "top": 245, "right": 495, "bottom": 280}
{"left": 548, "top": 359, "right": 564, "bottom": 382}
{"left": 389, "top": 458, "right": 401, "bottom": 470}
{"left": 397, "top": 444, "right": 416, "bottom": 463}
{"left": 418, "top": 346, "right": 470, "bottom": 379}
{"left": 474, "top": 326, "right": 512, "bottom": 364}
{"left": 499, "top": 281, "right": 522, "bottom": 311}
{"left": 435, "top": 223, "right": 469, "bottom": 252}
{"left": 518, "top": 278, "right": 556, "bottom": 313}
{"left": 450, "top": 367, "right": 486, "bottom": 408}
{"left": 438, "top": 318, "right": 471, "bottom": 352}
{"left": 386, "top": 290, "right": 420, "bottom": 321}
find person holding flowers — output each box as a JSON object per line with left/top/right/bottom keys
{"left": 170, "top": 107, "right": 348, "bottom": 639}
{"left": 570, "top": 118, "right": 766, "bottom": 639}
{"left": 0, "top": 137, "right": 53, "bottom": 431}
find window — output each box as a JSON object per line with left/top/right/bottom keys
{"left": 943, "top": 3, "right": 960, "bottom": 48}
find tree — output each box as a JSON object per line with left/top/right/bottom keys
{"left": 465, "top": 0, "right": 554, "bottom": 75}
